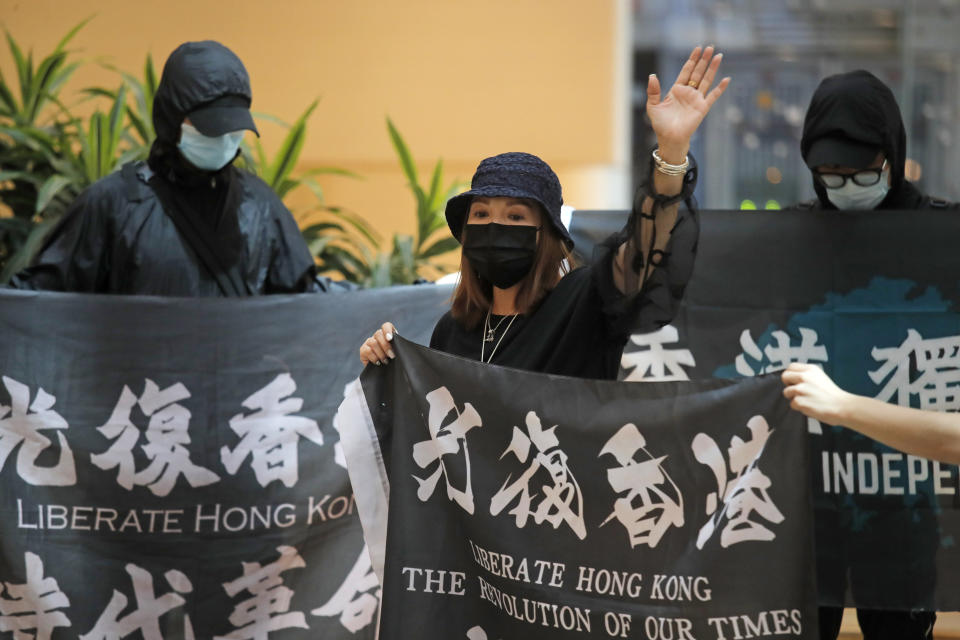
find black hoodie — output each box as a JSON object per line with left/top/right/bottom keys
{"left": 798, "top": 69, "right": 950, "bottom": 210}
{"left": 12, "top": 41, "right": 321, "bottom": 295}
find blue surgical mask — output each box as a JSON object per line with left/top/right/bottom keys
{"left": 177, "top": 123, "right": 244, "bottom": 171}
{"left": 825, "top": 167, "right": 890, "bottom": 210}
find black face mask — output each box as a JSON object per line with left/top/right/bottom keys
{"left": 463, "top": 223, "right": 538, "bottom": 289}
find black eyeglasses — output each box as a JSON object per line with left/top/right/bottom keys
{"left": 814, "top": 160, "right": 887, "bottom": 189}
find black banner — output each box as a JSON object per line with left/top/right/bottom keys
{"left": 340, "top": 337, "right": 817, "bottom": 639}
{"left": 2, "top": 207, "right": 957, "bottom": 638}
{"left": 609, "top": 209, "right": 960, "bottom": 610}
{"left": 0, "top": 287, "right": 448, "bottom": 639}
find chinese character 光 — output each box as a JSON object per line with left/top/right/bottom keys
{"left": 0, "top": 376, "right": 76, "bottom": 486}
{"left": 411, "top": 387, "right": 483, "bottom": 514}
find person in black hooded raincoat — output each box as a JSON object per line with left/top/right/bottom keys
{"left": 791, "top": 69, "right": 947, "bottom": 640}
{"left": 11, "top": 40, "right": 329, "bottom": 296}
{"left": 796, "top": 69, "right": 954, "bottom": 212}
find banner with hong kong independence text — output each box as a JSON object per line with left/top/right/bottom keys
{"left": 339, "top": 336, "right": 818, "bottom": 640}
{"left": 605, "top": 209, "right": 960, "bottom": 610}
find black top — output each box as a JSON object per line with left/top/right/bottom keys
{"left": 10, "top": 41, "right": 320, "bottom": 296}
{"left": 430, "top": 166, "right": 699, "bottom": 380}
{"left": 9, "top": 161, "right": 319, "bottom": 296}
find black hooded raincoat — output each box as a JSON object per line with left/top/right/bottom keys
{"left": 798, "top": 69, "right": 943, "bottom": 640}
{"left": 798, "top": 69, "right": 953, "bottom": 211}
{"left": 11, "top": 41, "right": 319, "bottom": 295}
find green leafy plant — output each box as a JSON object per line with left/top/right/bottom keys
{"left": 0, "top": 21, "right": 88, "bottom": 128}
{"left": 0, "top": 84, "right": 141, "bottom": 282}
{"left": 310, "top": 118, "right": 462, "bottom": 287}
{"left": 0, "top": 21, "right": 372, "bottom": 285}
{"left": 0, "top": 22, "right": 457, "bottom": 288}
{"left": 385, "top": 117, "right": 462, "bottom": 280}
{"left": 237, "top": 100, "right": 378, "bottom": 281}
{"left": 0, "top": 20, "right": 99, "bottom": 281}
{"left": 84, "top": 53, "right": 159, "bottom": 156}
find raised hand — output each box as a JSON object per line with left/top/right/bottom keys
{"left": 646, "top": 46, "right": 730, "bottom": 159}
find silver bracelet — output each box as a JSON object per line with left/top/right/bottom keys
{"left": 652, "top": 148, "right": 689, "bottom": 176}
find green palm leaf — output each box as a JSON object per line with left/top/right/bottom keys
{"left": 387, "top": 117, "right": 418, "bottom": 186}
{"left": 35, "top": 174, "right": 74, "bottom": 213}
{"left": 264, "top": 99, "right": 317, "bottom": 189}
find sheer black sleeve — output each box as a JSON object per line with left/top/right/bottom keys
{"left": 591, "top": 153, "right": 700, "bottom": 339}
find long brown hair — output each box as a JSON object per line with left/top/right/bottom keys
{"left": 450, "top": 222, "right": 577, "bottom": 330}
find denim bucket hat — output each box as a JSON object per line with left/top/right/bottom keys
{"left": 445, "top": 152, "right": 573, "bottom": 248}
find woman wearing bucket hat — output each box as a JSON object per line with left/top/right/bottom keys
{"left": 361, "top": 46, "right": 730, "bottom": 379}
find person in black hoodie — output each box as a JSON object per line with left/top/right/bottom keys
{"left": 793, "top": 70, "right": 945, "bottom": 640}
{"left": 11, "top": 40, "right": 329, "bottom": 296}
{"left": 798, "top": 69, "right": 953, "bottom": 212}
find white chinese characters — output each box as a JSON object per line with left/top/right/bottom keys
{"left": 599, "top": 423, "right": 684, "bottom": 547}
{"left": 91, "top": 380, "right": 220, "bottom": 497}
{"left": 0, "top": 552, "right": 71, "bottom": 640}
{"left": 216, "top": 546, "right": 308, "bottom": 640}
{"left": 735, "top": 327, "right": 827, "bottom": 376}
{"left": 0, "top": 377, "right": 76, "bottom": 486}
{"left": 870, "top": 329, "right": 960, "bottom": 411}
{"left": 412, "top": 387, "right": 483, "bottom": 513}
{"left": 221, "top": 374, "right": 324, "bottom": 488}
{"left": 311, "top": 545, "right": 381, "bottom": 633}
{"left": 81, "top": 564, "right": 195, "bottom": 640}
{"left": 490, "top": 411, "right": 586, "bottom": 540}
{"left": 693, "top": 416, "right": 784, "bottom": 549}
{"left": 622, "top": 325, "right": 696, "bottom": 381}
{"left": 734, "top": 327, "right": 828, "bottom": 433}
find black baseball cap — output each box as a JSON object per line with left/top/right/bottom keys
{"left": 188, "top": 94, "right": 258, "bottom": 137}
{"left": 805, "top": 135, "right": 878, "bottom": 170}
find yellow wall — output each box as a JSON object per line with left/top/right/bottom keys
{"left": 2, "top": 0, "right": 629, "bottom": 267}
